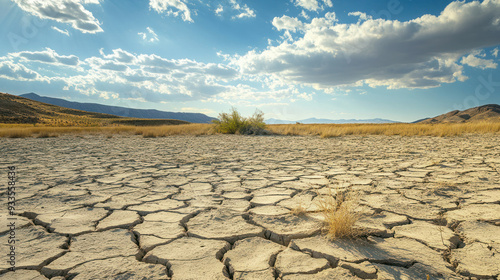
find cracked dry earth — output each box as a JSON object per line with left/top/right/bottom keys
{"left": 1, "top": 134, "right": 500, "bottom": 280}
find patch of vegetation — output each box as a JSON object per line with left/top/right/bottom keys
{"left": 317, "top": 190, "right": 362, "bottom": 240}
{"left": 267, "top": 122, "right": 500, "bottom": 137}
{"left": 212, "top": 107, "right": 269, "bottom": 135}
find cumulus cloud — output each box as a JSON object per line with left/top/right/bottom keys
{"left": 0, "top": 61, "right": 42, "bottom": 81}
{"left": 0, "top": 47, "right": 316, "bottom": 108}
{"left": 272, "top": 16, "right": 304, "bottom": 32}
{"left": 348, "top": 12, "right": 372, "bottom": 22}
{"left": 234, "top": 0, "right": 500, "bottom": 90}
{"left": 12, "top": 48, "right": 80, "bottom": 66}
{"left": 86, "top": 57, "right": 129, "bottom": 72}
{"left": 292, "top": 0, "right": 332, "bottom": 12}
{"left": 13, "top": 0, "right": 103, "bottom": 33}
{"left": 0, "top": 48, "right": 251, "bottom": 104}
{"left": 461, "top": 53, "right": 498, "bottom": 69}
{"left": 149, "top": 0, "right": 193, "bottom": 22}
{"left": 100, "top": 49, "right": 137, "bottom": 64}
{"left": 138, "top": 27, "right": 159, "bottom": 43}
{"left": 492, "top": 47, "right": 499, "bottom": 58}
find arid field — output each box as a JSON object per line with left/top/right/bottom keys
{"left": 1, "top": 134, "right": 499, "bottom": 279}
{"left": 1, "top": 122, "right": 500, "bottom": 138}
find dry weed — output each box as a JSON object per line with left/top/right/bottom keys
{"left": 0, "top": 124, "right": 215, "bottom": 138}
{"left": 316, "top": 189, "right": 362, "bottom": 240}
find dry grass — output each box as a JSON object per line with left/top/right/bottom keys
{"left": 0, "top": 124, "right": 215, "bottom": 138}
{"left": 135, "top": 124, "right": 214, "bottom": 137}
{"left": 316, "top": 190, "right": 362, "bottom": 240}
{"left": 268, "top": 122, "right": 500, "bottom": 137}
{"left": 1, "top": 122, "right": 499, "bottom": 138}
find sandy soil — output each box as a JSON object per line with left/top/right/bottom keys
{"left": 1, "top": 135, "right": 499, "bottom": 279}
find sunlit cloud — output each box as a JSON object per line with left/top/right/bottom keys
{"left": 13, "top": 0, "right": 103, "bottom": 33}
{"left": 149, "top": 0, "right": 193, "bottom": 22}
{"left": 292, "top": 0, "right": 332, "bottom": 12}
{"left": 235, "top": 0, "right": 500, "bottom": 90}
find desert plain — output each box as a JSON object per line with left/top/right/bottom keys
{"left": 1, "top": 134, "right": 499, "bottom": 279}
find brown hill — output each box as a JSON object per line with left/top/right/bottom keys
{"left": 418, "top": 104, "right": 500, "bottom": 124}
{"left": 0, "top": 92, "right": 189, "bottom": 126}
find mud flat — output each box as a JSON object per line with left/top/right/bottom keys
{"left": 0, "top": 134, "right": 499, "bottom": 279}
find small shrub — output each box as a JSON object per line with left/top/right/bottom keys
{"left": 317, "top": 190, "right": 361, "bottom": 240}
{"left": 213, "top": 107, "right": 268, "bottom": 135}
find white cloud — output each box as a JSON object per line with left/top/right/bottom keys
{"left": 272, "top": 16, "right": 304, "bottom": 32}
{"left": 234, "top": 0, "right": 500, "bottom": 90}
{"left": 493, "top": 47, "right": 499, "bottom": 58}
{"left": 100, "top": 49, "right": 137, "bottom": 64}
{"left": 461, "top": 53, "right": 498, "bottom": 69}
{"left": 0, "top": 61, "right": 42, "bottom": 81}
{"left": 149, "top": 0, "right": 193, "bottom": 22}
{"left": 51, "top": 26, "right": 70, "bottom": 36}
{"left": 0, "top": 48, "right": 254, "bottom": 104}
{"left": 86, "top": 57, "right": 129, "bottom": 72}
{"left": 292, "top": 0, "right": 332, "bottom": 12}
{"left": 149, "top": 0, "right": 255, "bottom": 22}
{"left": 12, "top": 48, "right": 80, "bottom": 66}
{"left": 13, "top": 0, "right": 103, "bottom": 33}
{"left": 138, "top": 27, "right": 159, "bottom": 43}
{"left": 215, "top": 4, "right": 224, "bottom": 15}
{"left": 348, "top": 12, "right": 372, "bottom": 22}
{"left": 300, "top": 10, "right": 310, "bottom": 20}
{"left": 230, "top": 0, "right": 255, "bottom": 19}
{"left": 0, "top": 46, "right": 320, "bottom": 107}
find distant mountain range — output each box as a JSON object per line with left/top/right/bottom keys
{"left": 417, "top": 104, "right": 500, "bottom": 123}
{"left": 20, "top": 93, "right": 216, "bottom": 123}
{"left": 266, "top": 117, "right": 399, "bottom": 124}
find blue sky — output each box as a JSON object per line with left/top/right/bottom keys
{"left": 1, "top": 0, "right": 500, "bottom": 122}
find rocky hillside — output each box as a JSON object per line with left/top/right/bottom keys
{"left": 418, "top": 104, "right": 500, "bottom": 123}
{"left": 0, "top": 92, "right": 189, "bottom": 126}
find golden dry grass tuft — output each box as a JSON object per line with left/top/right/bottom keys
{"left": 316, "top": 190, "right": 362, "bottom": 240}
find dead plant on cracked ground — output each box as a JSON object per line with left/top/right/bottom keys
{"left": 316, "top": 189, "right": 362, "bottom": 240}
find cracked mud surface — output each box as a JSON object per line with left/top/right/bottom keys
{"left": 1, "top": 134, "right": 499, "bottom": 279}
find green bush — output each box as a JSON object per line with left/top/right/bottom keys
{"left": 213, "top": 107, "right": 269, "bottom": 135}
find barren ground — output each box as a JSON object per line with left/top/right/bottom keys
{"left": 1, "top": 135, "right": 499, "bottom": 279}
